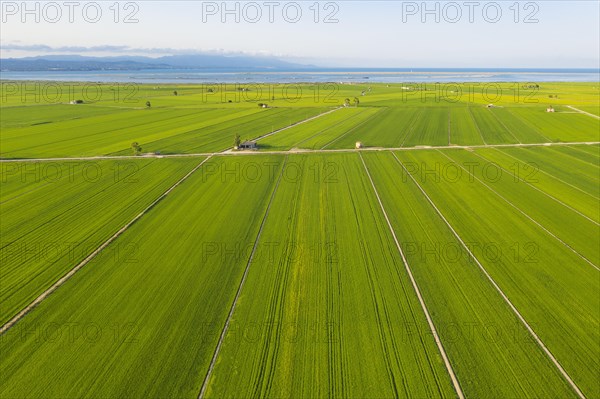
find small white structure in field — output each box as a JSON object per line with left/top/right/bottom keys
{"left": 487, "top": 103, "right": 495, "bottom": 108}
{"left": 547, "top": 106, "right": 555, "bottom": 113}
{"left": 355, "top": 141, "right": 364, "bottom": 149}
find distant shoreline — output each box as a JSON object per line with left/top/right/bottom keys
{"left": 1, "top": 68, "right": 598, "bottom": 84}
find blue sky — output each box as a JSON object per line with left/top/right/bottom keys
{"left": 1, "top": 1, "right": 598, "bottom": 67}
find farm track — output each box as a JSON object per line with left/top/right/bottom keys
{"left": 359, "top": 153, "right": 465, "bottom": 399}
{"left": 2, "top": 141, "right": 599, "bottom": 163}
{"left": 0, "top": 156, "right": 212, "bottom": 335}
{"left": 390, "top": 152, "right": 588, "bottom": 399}
{"left": 567, "top": 106, "right": 600, "bottom": 120}
{"left": 437, "top": 150, "right": 599, "bottom": 271}
{"left": 198, "top": 156, "right": 288, "bottom": 399}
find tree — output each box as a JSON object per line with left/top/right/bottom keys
{"left": 131, "top": 142, "right": 142, "bottom": 155}
{"left": 146, "top": 101, "right": 151, "bottom": 108}
{"left": 344, "top": 98, "right": 351, "bottom": 107}
{"left": 353, "top": 97, "right": 360, "bottom": 107}
{"left": 173, "top": 90, "right": 178, "bottom": 96}
{"left": 234, "top": 134, "right": 241, "bottom": 149}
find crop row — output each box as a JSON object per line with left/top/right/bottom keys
{"left": 1, "top": 147, "right": 597, "bottom": 397}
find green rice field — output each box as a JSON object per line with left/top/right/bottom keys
{"left": 1, "top": 81, "right": 598, "bottom": 399}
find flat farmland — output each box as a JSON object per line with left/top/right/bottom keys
{"left": 1, "top": 81, "right": 598, "bottom": 399}
{"left": 573, "top": 106, "right": 600, "bottom": 117}
{"left": 446, "top": 149, "right": 599, "bottom": 265}
{"left": 468, "top": 107, "right": 518, "bottom": 144}
{"left": 258, "top": 107, "right": 381, "bottom": 150}
{"left": 487, "top": 108, "right": 549, "bottom": 142}
{"left": 498, "top": 146, "right": 600, "bottom": 197}
{"left": 472, "top": 147, "right": 600, "bottom": 223}
{"left": 0, "top": 104, "right": 127, "bottom": 129}
{"left": 449, "top": 107, "right": 484, "bottom": 146}
{"left": 0, "top": 156, "right": 283, "bottom": 398}
{"left": 402, "top": 107, "right": 449, "bottom": 147}
{"left": 394, "top": 149, "right": 599, "bottom": 398}
{"left": 0, "top": 158, "right": 199, "bottom": 326}
{"left": 203, "top": 154, "right": 456, "bottom": 398}
{"left": 362, "top": 151, "right": 576, "bottom": 398}
{"left": 569, "top": 143, "right": 600, "bottom": 156}
{"left": 327, "top": 107, "right": 424, "bottom": 148}
{"left": 0, "top": 106, "right": 330, "bottom": 158}
{"left": 509, "top": 107, "right": 600, "bottom": 142}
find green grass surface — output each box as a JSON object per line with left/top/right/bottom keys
{"left": 0, "top": 156, "right": 281, "bottom": 398}
{"left": 449, "top": 107, "right": 484, "bottom": 146}
{"left": 0, "top": 158, "right": 200, "bottom": 325}
{"left": 395, "top": 149, "right": 599, "bottom": 398}
{"left": 362, "top": 151, "right": 577, "bottom": 398}
{"left": 1, "top": 81, "right": 598, "bottom": 398}
{"left": 204, "top": 154, "right": 456, "bottom": 398}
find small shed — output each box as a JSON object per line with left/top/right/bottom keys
{"left": 238, "top": 141, "right": 258, "bottom": 150}
{"left": 355, "top": 141, "right": 364, "bottom": 149}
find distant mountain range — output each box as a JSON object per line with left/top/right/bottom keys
{"left": 0, "top": 54, "right": 313, "bottom": 71}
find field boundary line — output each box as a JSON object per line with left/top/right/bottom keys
{"left": 358, "top": 153, "right": 465, "bottom": 399}
{"left": 487, "top": 108, "right": 522, "bottom": 144}
{"left": 566, "top": 145, "right": 600, "bottom": 159}
{"left": 251, "top": 107, "right": 341, "bottom": 143}
{"left": 493, "top": 148, "right": 600, "bottom": 201}
{"left": 447, "top": 108, "right": 451, "bottom": 146}
{"left": 467, "top": 106, "right": 488, "bottom": 145}
{"left": 567, "top": 105, "right": 600, "bottom": 120}
{"left": 503, "top": 108, "right": 553, "bottom": 142}
{"left": 293, "top": 106, "right": 367, "bottom": 148}
{"left": 198, "top": 156, "right": 288, "bottom": 399}
{"left": 399, "top": 108, "right": 425, "bottom": 147}
{"left": 471, "top": 150, "right": 599, "bottom": 226}
{"left": 438, "top": 150, "right": 599, "bottom": 271}
{"left": 0, "top": 156, "right": 213, "bottom": 336}
{"left": 320, "top": 107, "right": 384, "bottom": 149}
{"left": 391, "top": 152, "right": 588, "bottom": 399}
{"left": 2, "top": 142, "right": 600, "bottom": 163}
